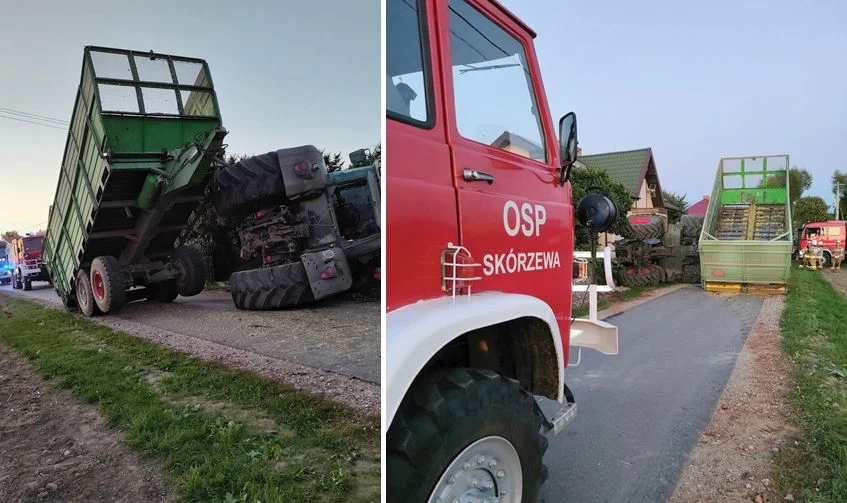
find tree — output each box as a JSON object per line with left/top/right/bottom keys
{"left": 833, "top": 170, "right": 847, "bottom": 220}
{"left": 662, "top": 191, "right": 688, "bottom": 224}
{"left": 570, "top": 166, "right": 633, "bottom": 250}
{"left": 793, "top": 196, "right": 832, "bottom": 227}
{"left": 1, "top": 231, "right": 20, "bottom": 242}
{"left": 322, "top": 150, "right": 345, "bottom": 172}
{"left": 760, "top": 167, "right": 812, "bottom": 205}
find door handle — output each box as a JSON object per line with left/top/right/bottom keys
{"left": 463, "top": 168, "right": 495, "bottom": 184}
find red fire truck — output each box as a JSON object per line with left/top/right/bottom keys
{"left": 10, "top": 234, "right": 50, "bottom": 291}
{"left": 797, "top": 220, "right": 846, "bottom": 266}
{"left": 386, "top": 1, "right": 619, "bottom": 501}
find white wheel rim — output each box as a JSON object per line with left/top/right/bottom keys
{"left": 427, "top": 436, "right": 522, "bottom": 503}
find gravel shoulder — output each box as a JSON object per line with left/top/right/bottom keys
{"left": 2, "top": 287, "right": 379, "bottom": 417}
{"left": 0, "top": 342, "right": 175, "bottom": 503}
{"left": 670, "top": 295, "right": 798, "bottom": 503}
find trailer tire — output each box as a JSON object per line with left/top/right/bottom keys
{"left": 230, "top": 261, "right": 314, "bottom": 310}
{"left": 212, "top": 151, "right": 288, "bottom": 217}
{"left": 681, "top": 215, "right": 705, "bottom": 239}
{"left": 387, "top": 368, "right": 547, "bottom": 503}
{"left": 90, "top": 256, "right": 126, "bottom": 314}
{"left": 173, "top": 246, "right": 206, "bottom": 297}
{"left": 75, "top": 269, "right": 99, "bottom": 317}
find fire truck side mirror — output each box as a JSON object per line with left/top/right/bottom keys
{"left": 558, "top": 111, "right": 578, "bottom": 183}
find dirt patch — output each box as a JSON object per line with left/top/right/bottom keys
{"left": 670, "top": 296, "right": 799, "bottom": 503}
{"left": 0, "top": 343, "right": 175, "bottom": 503}
{"left": 821, "top": 268, "right": 847, "bottom": 297}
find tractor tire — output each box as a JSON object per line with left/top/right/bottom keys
{"left": 75, "top": 269, "right": 99, "bottom": 317}
{"left": 172, "top": 246, "right": 206, "bottom": 297}
{"left": 230, "top": 261, "right": 315, "bottom": 310}
{"left": 619, "top": 267, "right": 641, "bottom": 288}
{"left": 147, "top": 281, "right": 179, "bottom": 303}
{"left": 646, "top": 264, "right": 664, "bottom": 285}
{"left": 681, "top": 264, "right": 701, "bottom": 284}
{"left": 387, "top": 367, "right": 547, "bottom": 503}
{"left": 681, "top": 215, "right": 705, "bottom": 239}
{"left": 212, "top": 151, "right": 287, "bottom": 216}
{"left": 89, "top": 256, "right": 126, "bottom": 314}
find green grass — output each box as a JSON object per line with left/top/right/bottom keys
{"left": 572, "top": 284, "right": 660, "bottom": 318}
{"left": 775, "top": 267, "right": 847, "bottom": 502}
{"left": 0, "top": 296, "right": 379, "bottom": 503}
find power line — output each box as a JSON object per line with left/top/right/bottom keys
{"left": 0, "top": 107, "right": 69, "bottom": 125}
{"left": 0, "top": 112, "right": 67, "bottom": 130}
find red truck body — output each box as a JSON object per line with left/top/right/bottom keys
{"left": 386, "top": 1, "right": 618, "bottom": 501}
{"left": 9, "top": 235, "right": 48, "bottom": 290}
{"left": 798, "top": 220, "right": 846, "bottom": 264}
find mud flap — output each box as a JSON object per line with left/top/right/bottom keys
{"left": 300, "top": 248, "right": 353, "bottom": 300}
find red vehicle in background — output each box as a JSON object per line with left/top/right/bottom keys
{"left": 10, "top": 234, "right": 50, "bottom": 291}
{"left": 386, "top": 0, "right": 619, "bottom": 501}
{"left": 797, "top": 220, "right": 846, "bottom": 266}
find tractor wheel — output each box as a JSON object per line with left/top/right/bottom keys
{"left": 147, "top": 281, "right": 179, "bottom": 303}
{"left": 212, "top": 145, "right": 323, "bottom": 217}
{"left": 89, "top": 256, "right": 126, "bottom": 314}
{"left": 75, "top": 269, "right": 99, "bottom": 317}
{"left": 647, "top": 264, "right": 664, "bottom": 285}
{"left": 230, "top": 261, "right": 315, "bottom": 310}
{"left": 681, "top": 264, "right": 701, "bottom": 284}
{"left": 172, "top": 246, "right": 206, "bottom": 297}
{"left": 387, "top": 367, "right": 547, "bottom": 503}
{"left": 623, "top": 215, "right": 664, "bottom": 240}
{"left": 681, "top": 215, "right": 705, "bottom": 239}
{"left": 619, "top": 267, "right": 642, "bottom": 288}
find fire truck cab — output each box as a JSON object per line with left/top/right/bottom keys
{"left": 386, "top": 1, "right": 619, "bottom": 501}
{"left": 797, "top": 220, "right": 846, "bottom": 266}
{"left": 10, "top": 234, "right": 49, "bottom": 291}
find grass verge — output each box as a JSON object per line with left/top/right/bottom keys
{"left": 0, "top": 296, "right": 379, "bottom": 503}
{"left": 775, "top": 267, "right": 847, "bottom": 501}
{"left": 572, "top": 284, "right": 661, "bottom": 318}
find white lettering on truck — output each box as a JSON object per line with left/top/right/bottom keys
{"left": 483, "top": 201, "right": 559, "bottom": 276}
{"left": 503, "top": 200, "right": 547, "bottom": 237}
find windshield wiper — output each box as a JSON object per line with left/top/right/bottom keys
{"left": 458, "top": 63, "right": 521, "bottom": 74}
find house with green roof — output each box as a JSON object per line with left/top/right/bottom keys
{"left": 575, "top": 147, "right": 666, "bottom": 215}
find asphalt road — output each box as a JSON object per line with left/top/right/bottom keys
{"left": 540, "top": 286, "right": 763, "bottom": 503}
{"left": 1, "top": 281, "right": 380, "bottom": 384}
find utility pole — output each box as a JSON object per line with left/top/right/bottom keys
{"left": 836, "top": 182, "right": 844, "bottom": 221}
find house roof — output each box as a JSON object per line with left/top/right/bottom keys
{"left": 577, "top": 148, "right": 653, "bottom": 197}
{"left": 685, "top": 195, "right": 711, "bottom": 216}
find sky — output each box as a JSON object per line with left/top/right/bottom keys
{"left": 501, "top": 0, "right": 847, "bottom": 210}
{"left": 0, "top": 0, "right": 380, "bottom": 233}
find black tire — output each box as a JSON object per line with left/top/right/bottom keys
{"left": 147, "top": 281, "right": 179, "bottom": 303}
{"left": 75, "top": 269, "right": 99, "bottom": 317}
{"left": 172, "top": 246, "right": 206, "bottom": 297}
{"left": 681, "top": 215, "right": 705, "bottom": 239}
{"left": 212, "top": 151, "right": 286, "bottom": 216}
{"left": 230, "top": 261, "right": 315, "bottom": 310}
{"left": 12, "top": 272, "right": 21, "bottom": 289}
{"left": 23, "top": 276, "right": 31, "bottom": 291}
{"left": 618, "top": 267, "right": 639, "bottom": 288}
{"left": 681, "top": 264, "right": 701, "bottom": 284}
{"left": 90, "top": 256, "right": 126, "bottom": 314}
{"left": 387, "top": 368, "right": 547, "bottom": 503}
{"left": 647, "top": 264, "right": 664, "bottom": 285}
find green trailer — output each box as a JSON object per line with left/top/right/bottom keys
{"left": 43, "top": 46, "right": 227, "bottom": 316}
{"left": 698, "top": 155, "right": 793, "bottom": 294}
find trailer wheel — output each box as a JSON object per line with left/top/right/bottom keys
{"left": 90, "top": 256, "right": 126, "bottom": 314}
{"left": 230, "top": 261, "right": 314, "bottom": 310}
{"left": 173, "top": 246, "right": 206, "bottom": 297}
{"left": 387, "top": 368, "right": 547, "bottom": 503}
{"left": 75, "top": 269, "right": 99, "bottom": 317}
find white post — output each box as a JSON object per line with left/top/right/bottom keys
{"left": 589, "top": 284, "right": 598, "bottom": 321}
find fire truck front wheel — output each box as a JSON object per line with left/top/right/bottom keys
{"left": 23, "top": 276, "right": 32, "bottom": 291}
{"left": 387, "top": 367, "right": 547, "bottom": 503}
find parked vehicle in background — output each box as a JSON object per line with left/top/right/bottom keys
{"left": 0, "top": 241, "right": 11, "bottom": 285}
{"left": 9, "top": 234, "right": 50, "bottom": 290}
{"left": 796, "top": 220, "right": 847, "bottom": 266}
{"left": 209, "top": 148, "right": 381, "bottom": 310}
{"left": 42, "top": 46, "right": 225, "bottom": 316}
{"left": 386, "top": 1, "right": 619, "bottom": 501}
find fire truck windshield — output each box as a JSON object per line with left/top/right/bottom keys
{"left": 24, "top": 237, "right": 43, "bottom": 250}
